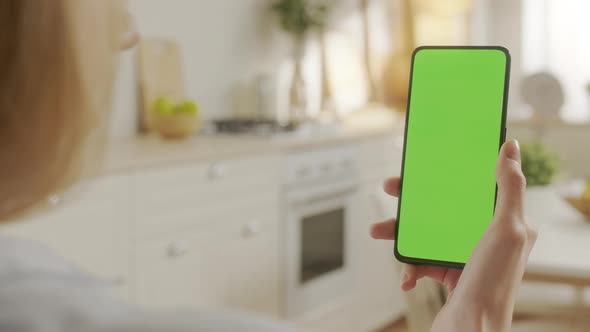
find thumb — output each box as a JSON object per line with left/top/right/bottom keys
{"left": 495, "top": 139, "right": 526, "bottom": 218}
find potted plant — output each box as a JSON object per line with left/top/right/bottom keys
{"left": 152, "top": 97, "right": 200, "bottom": 139}
{"left": 271, "top": 0, "right": 331, "bottom": 123}
{"left": 521, "top": 142, "right": 559, "bottom": 187}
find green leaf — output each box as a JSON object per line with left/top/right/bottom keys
{"left": 271, "top": 0, "right": 332, "bottom": 36}
{"left": 521, "top": 142, "right": 559, "bottom": 186}
{"left": 153, "top": 97, "right": 174, "bottom": 114}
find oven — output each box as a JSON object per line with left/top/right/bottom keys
{"left": 283, "top": 146, "right": 360, "bottom": 319}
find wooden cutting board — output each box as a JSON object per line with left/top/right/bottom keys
{"left": 137, "top": 38, "right": 186, "bottom": 132}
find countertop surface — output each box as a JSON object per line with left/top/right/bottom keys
{"left": 524, "top": 187, "right": 590, "bottom": 278}
{"left": 103, "top": 111, "right": 589, "bottom": 174}
{"left": 104, "top": 116, "right": 405, "bottom": 173}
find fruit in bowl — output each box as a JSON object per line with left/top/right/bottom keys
{"left": 152, "top": 97, "right": 200, "bottom": 139}
{"left": 564, "top": 179, "right": 590, "bottom": 221}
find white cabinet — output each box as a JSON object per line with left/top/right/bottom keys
{"left": 298, "top": 135, "right": 405, "bottom": 332}
{"left": 134, "top": 206, "right": 280, "bottom": 316}
{"left": 358, "top": 135, "right": 403, "bottom": 183}
{"left": 0, "top": 133, "right": 406, "bottom": 330}
{"left": 133, "top": 154, "right": 280, "bottom": 239}
{"left": 0, "top": 174, "right": 132, "bottom": 298}
{"left": 355, "top": 136, "right": 405, "bottom": 328}
{"left": 131, "top": 154, "right": 282, "bottom": 317}
{"left": 354, "top": 180, "right": 405, "bottom": 327}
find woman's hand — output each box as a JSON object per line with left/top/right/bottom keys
{"left": 371, "top": 140, "right": 537, "bottom": 332}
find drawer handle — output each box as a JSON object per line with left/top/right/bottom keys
{"left": 296, "top": 166, "right": 311, "bottom": 179}
{"left": 340, "top": 159, "right": 353, "bottom": 169}
{"left": 167, "top": 241, "right": 190, "bottom": 258}
{"left": 47, "top": 194, "right": 61, "bottom": 206}
{"left": 107, "top": 276, "right": 126, "bottom": 286}
{"left": 242, "top": 221, "right": 261, "bottom": 237}
{"left": 208, "top": 163, "right": 227, "bottom": 180}
{"left": 321, "top": 163, "right": 333, "bottom": 174}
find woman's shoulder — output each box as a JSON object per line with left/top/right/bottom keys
{"left": 0, "top": 236, "right": 300, "bottom": 332}
{"left": 0, "top": 235, "right": 81, "bottom": 277}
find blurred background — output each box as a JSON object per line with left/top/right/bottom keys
{"left": 3, "top": 0, "right": 590, "bottom": 331}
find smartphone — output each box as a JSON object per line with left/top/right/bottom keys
{"left": 394, "top": 46, "right": 510, "bottom": 269}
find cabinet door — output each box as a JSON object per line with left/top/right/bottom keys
{"left": 133, "top": 154, "right": 280, "bottom": 239}
{"left": 0, "top": 175, "right": 132, "bottom": 298}
{"left": 359, "top": 135, "right": 403, "bottom": 182}
{"left": 352, "top": 180, "right": 405, "bottom": 327}
{"left": 134, "top": 202, "right": 280, "bottom": 317}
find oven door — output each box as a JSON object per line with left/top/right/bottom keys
{"left": 285, "top": 180, "right": 360, "bottom": 319}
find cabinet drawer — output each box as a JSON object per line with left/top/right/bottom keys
{"left": 359, "top": 136, "right": 402, "bottom": 181}
{"left": 135, "top": 192, "right": 279, "bottom": 240}
{"left": 133, "top": 155, "right": 280, "bottom": 218}
{"left": 1, "top": 175, "right": 132, "bottom": 300}
{"left": 134, "top": 208, "right": 280, "bottom": 316}
{"left": 359, "top": 136, "right": 403, "bottom": 171}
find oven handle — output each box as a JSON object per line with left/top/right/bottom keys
{"left": 290, "top": 184, "right": 358, "bottom": 206}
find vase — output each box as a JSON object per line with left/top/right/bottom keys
{"left": 361, "top": 0, "right": 380, "bottom": 104}
{"left": 289, "top": 39, "right": 308, "bottom": 124}
{"left": 317, "top": 29, "right": 340, "bottom": 123}
{"left": 382, "top": 0, "right": 416, "bottom": 112}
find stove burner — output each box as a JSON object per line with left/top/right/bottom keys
{"left": 213, "top": 119, "right": 298, "bottom": 135}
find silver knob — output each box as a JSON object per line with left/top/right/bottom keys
{"left": 321, "top": 163, "right": 333, "bottom": 174}
{"left": 107, "top": 276, "right": 126, "bottom": 286}
{"left": 296, "top": 166, "right": 311, "bottom": 178}
{"left": 242, "top": 221, "right": 261, "bottom": 237}
{"left": 167, "top": 241, "right": 190, "bottom": 258}
{"left": 340, "top": 158, "right": 353, "bottom": 169}
{"left": 208, "top": 163, "right": 227, "bottom": 179}
{"left": 47, "top": 194, "right": 61, "bottom": 206}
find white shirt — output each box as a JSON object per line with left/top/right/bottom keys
{"left": 0, "top": 237, "right": 299, "bottom": 332}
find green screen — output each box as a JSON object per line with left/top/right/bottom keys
{"left": 396, "top": 47, "right": 509, "bottom": 265}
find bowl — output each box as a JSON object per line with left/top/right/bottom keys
{"left": 153, "top": 113, "right": 200, "bottom": 139}
{"left": 564, "top": 197, "right": 590, "bottom": 221}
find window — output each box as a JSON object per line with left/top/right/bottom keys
{"left": 522, "top": 0, "right": 590, "bottom": 122}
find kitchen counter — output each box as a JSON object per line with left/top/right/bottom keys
{"left": 104, "top": 120, "right": 404, "bottom": 173}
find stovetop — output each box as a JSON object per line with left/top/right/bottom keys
{"left": 213, "top": 119, "right": 298, "bottom": 135}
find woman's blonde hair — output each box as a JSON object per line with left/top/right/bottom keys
{"left": 0, "top": 0, "right": 123, "bottom": 221}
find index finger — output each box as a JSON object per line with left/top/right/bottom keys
{"left": 370, "top": 219, "right": 397, "bottom": 240}
{"left": 383, "top": 177, "right": 401, "bottom": 197}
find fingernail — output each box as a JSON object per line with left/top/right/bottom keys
{"left": 505, "top": 139, "right": 521, "bottom": 162}
{"left": 400, "top": 271, "right": 409, "bottom": 285}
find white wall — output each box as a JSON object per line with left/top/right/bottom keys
{"left": 110, "top": 0, "right": 290, "bottom": 140}
{"left": 473, "top": 0, "right": 524, "bottom": 118}
{"left": 522, "top": 0, "right": 590, "bottom": 123}
{"left": 109, "top": 0, "right": 540, "bottom": 140}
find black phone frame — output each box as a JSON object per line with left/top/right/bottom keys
{"left": 393, "top": 46, "right": 511, "bottom": 269}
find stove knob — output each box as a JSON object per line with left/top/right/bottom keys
{"left": 296, "top": 166, "right": 311, "bottom": 179}
{"left": 321, "top": 163, "right": 333, "bottom": 174}
{"left": 167, "top": 241, "right": 190, "bottom": 258}
{"left": 340, "top": 158, "right": 353, "bottom": 169}
{"left": 208, "top": 163, "right": 227, "bottom": 180}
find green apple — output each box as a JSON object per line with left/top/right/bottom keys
{"left": 153, "top": 97, "right": 199, "bottom": 116}
{"left": 175, "top": 101, "right": 199, "bottom": 115}
{"left": 153, "top": 97, "right": 174, "bottom": 114}
{"left": 583, "top": 179, "right": 590, "bottom": 200}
